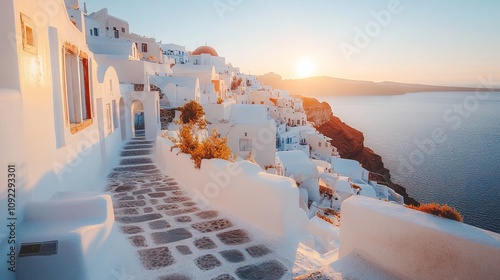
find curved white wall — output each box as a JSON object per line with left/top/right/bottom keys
{"left": 339, "top": 196, "right": 500, "bottom": 280}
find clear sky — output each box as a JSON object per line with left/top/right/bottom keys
{"left": 83, "top": 0, "right": 500, "bottom": 86}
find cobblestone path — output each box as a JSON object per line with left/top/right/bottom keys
{"left": 107, "top": 138, "right": 290, "bottom": 280}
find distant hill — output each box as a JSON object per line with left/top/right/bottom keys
{"left": 257, "top": 73, "right": 497, "bottom": 96}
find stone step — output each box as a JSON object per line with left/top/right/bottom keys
{"left": 127, "top": 140, "right": 155, "bottom": 145}
{"left": 113, "top": 164, "right": 158, "bottom": 172}
{"left": 123, "top": 144, "right": 154, "bottom": 150}
{"left": 119, "top": 157, "right": 154, "bottom": 166}
{"left": 106, "top": 140, "right": 289, "bottom": 280}
{"left": 121, "top": 149, "right": 152, "bottom": 157}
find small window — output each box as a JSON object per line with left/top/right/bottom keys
{"left": 239, "top": 138, "right": 252, "bottom": 152}
{"left": 109, "top": 79, "right": 113, "bottom": 92}
{"left": 319, "top": 142, "right": 322, "bottom": 147}
{"left": 121, "top": 27, "right": 125, "bottom": 33}
{"left": 90, "top": 29, "right": 93, "bottom": 36}
{"left": 93, "top": 27, "right": 99, "bottom": 36}
{"left": 114, "top": 29, "right": 119, "bottom": 38}
{"left": 20, "top": 13, "right": 36, "bottom": 53}
{"left": 141, "top": 43, "right": 148, "bottom": 52}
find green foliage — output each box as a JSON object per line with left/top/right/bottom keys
{"left": 407, "top": 203, "right": 463, "bottom": 222}
{"left": 179, "top": 100, "right": 206, "bottom": 128}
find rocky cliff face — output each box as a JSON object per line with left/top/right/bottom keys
{"left": 302, "top": 97, "right": 419, "bottom": 206}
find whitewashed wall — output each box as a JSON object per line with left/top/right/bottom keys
{"left": 155, "top": 137, "right": 309, "bottom": 239}
{"left": 340, "top": 196, "right": 500, "bottom": 280}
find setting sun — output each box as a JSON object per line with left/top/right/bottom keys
{"left": 295, "top": 58, "right": 315, "bottom": 78}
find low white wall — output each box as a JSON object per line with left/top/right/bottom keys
{"left": 339, "top": 196, "right": 500, "bottom": 280}
{"left": 155, "top": 137, "right": 308, "bottom": 238}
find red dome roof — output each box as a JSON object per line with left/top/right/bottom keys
{"left": 192, "top": 46, "right": 219, "bottom": 57}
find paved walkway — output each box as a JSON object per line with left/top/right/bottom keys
{"left": 106, "top": 138, "right": 290, "bottom": 280}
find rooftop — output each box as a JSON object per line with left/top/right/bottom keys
{"left": 192, "top": 45, "right": 219, "bottom": 57}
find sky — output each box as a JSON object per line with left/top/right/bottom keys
{"left": 83, "top": 0, "right": 500, "bottom": 86}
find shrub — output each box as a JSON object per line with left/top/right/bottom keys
{"left": 217, "top": 97, "right": 223, "bottom": 104}
{"left": 191, "top": 129, "right": 234, "bottom": 169}
{"left": 407, "top": 203, "right": 463, "bottom": 222}
{"left": 316, "top": 212, "right": 335, "bottom": 225}
{"left": 171, "top": 123, "right": 198, "bottom": 155}
{"left": 179, "top": 100, "right": 206, "bottom": 128}
{"left": 171, "top": 103, "right": 233, "bottom": 169}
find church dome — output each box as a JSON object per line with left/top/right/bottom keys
{"left": 192, "top": 46, "right": 219, "bottom": 57}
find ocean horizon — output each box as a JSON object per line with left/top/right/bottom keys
{"left": 319, "top": 91, "right": 500, "bottom": 234}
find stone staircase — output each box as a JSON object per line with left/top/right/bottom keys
{"left": 106, "top": 138, "right": 290, "bottom": 280}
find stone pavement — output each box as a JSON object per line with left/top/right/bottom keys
{"left": 107, "top": 138, "right": 290, "bottom": 280}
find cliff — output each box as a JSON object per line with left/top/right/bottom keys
{"left": 302, "top": 97, "right": 419, "bottom": 206}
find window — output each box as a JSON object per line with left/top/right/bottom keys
{"left": 20, "top": 13, "right": 36, "bottom": 53}
{"left": 106, "top": 103, "right": 112, "bottom": 134}
{"left": 113, "top": 27, "right": 119, "bottom": 38}
{"left": 141, "top": 43, "right": 148, "bottom": 52}
{"left": 93, "top": 27, "right": 99, "bottom": 36}
{"left": 318, "top": 142, "right": 322, "bottom": 147}
{"left": 239, "top": 139, "right": 252, "bottom": 152}
{"left": 112, "top": 100, "right": 118, "bottom": 129}
{"left": 90, "top": 29, "right": 93, "bottom": 36}
{"left": 62, "top": 43, "right": 92, "bottom": 134}
{"left": 121, "top": 27, "right": 125, "bottom": 33}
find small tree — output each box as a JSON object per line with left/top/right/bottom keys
{"left": 179, "top": 100, "right": 206, "bottom": 128}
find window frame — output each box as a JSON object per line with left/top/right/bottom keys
{"left": 62, "top": 42, "right": 93, "bottom": 134}
{"left": 239, "top": 138, "right": 253, "bottom": 152}
{"left": 20, "top": 13, "right": 37, "bottom": 54}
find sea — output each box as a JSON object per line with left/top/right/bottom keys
{"left": 318, "top": 92, "right": 500, "bottom": 234}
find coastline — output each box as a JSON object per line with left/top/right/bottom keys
{"left": 301, "top": 96, "right": 420, "bottom": 206}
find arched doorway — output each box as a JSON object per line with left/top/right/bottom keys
{"left": 131, "top": 100, "right": 144, "bottom": 137}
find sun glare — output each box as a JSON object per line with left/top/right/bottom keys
{"left": 295, "top": 58, "right": 315, "bottom": 78}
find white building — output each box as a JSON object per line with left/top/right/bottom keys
{"left": 189, "top": 45, "right": 225, "bottom": 69}
{"left": 0, "top": 0, "right": 156, "bottom": 278}
{"left": 172, "top": 64, "right": 222, "bottom": 103}
{"left": 161, "top": 43, "right": 189, "bottom": 65}
{"left": 209, "top": 104, "right": 276, "bottom": 168}
{"left": 277, "top": 151, "right": 321, "bottom": 203}
{"left": 87, "top": 8, "right": 164, "bottom": 63}
{"left": 149, "top": 75, "right": 200, "bottom": 108}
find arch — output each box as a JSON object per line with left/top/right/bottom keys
{"left": 131, "top": 100, "right": 145, "bottom": 137}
